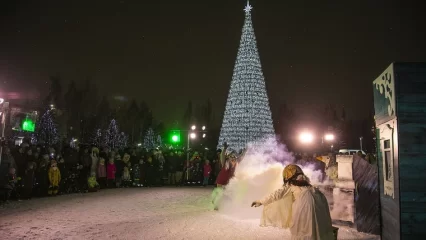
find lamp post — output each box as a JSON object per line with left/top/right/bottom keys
{"left": 322, "top": 133, "right": 335, "bottom": 153}
{"left": 186, "top": 125, "right": 207, "bottom": 182}
{"left": 360, "top": 136, "right": 363, "bottom": 151}
{"left": 0, "top": 98, "right": 9, "bottom": 165}
{"left": 299, "top": 131, "right": 314, "bottom": 144}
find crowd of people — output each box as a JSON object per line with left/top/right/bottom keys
{"left": 0, "top": 143, "right": 223, "bottom": 203}
{"left": 1, "top": 141, "right": 377, "bottom": 239}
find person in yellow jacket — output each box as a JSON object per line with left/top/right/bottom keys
{"left": 48, "top": 160, "right": 61, "bottom": 196}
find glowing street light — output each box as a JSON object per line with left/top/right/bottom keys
{"left": 324, "top": 134, "right": 335, "bottom": 141}
{"left": 299, "top": 132, "right": 314, "bottom": 144}
{"left": 186, "top": 124, "right": 208, "bottom": 182}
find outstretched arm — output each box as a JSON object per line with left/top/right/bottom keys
{"left": 220, "top": 144, "right": 228, "bottom": 167}
{"left": 252, "top": 185, "right": 291, "bottom": 207}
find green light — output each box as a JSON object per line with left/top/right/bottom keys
{"left": 169, "top": 131, "right": 181, "bottom": 144}
{"left": 22, "top": 118, "right": 36, "bottom": 132}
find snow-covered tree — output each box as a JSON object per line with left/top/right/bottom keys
{"left": 218, "top": 2, "right": 275, "bottom": 152}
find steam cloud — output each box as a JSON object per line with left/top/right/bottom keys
{"left": 218, "top": 138, "right": 331, "bottom": 220}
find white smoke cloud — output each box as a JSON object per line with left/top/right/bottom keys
{"left": 218, "top": 138, "right": 329, "bottom": 220}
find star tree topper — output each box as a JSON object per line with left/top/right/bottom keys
{"left": 244, "top": 1, "right": 252, "bottom": 13}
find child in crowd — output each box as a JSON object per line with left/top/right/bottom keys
{"left": 23, "top": 162, "right": 35, "bottom": 199}
{"left": 2, "top": 168, "right": 20, "bottom": 202}
{"left": 36, "top": 155, "right": 49, "bottom": 197}
{"left": 132, "top": 161, "right": 140, "bottom": 187}
{"left": 122, "top": 166, "right": 132, "bottom": 187}
{"left": 57, "top": 156, "right": 67, "bottom": 194}
{"left": 145, "top": 156, "right": 154, "bottom": 187}
{"left": 97, "top": 158, "right": 107, "bottom": 189}
{"left": 115, "top": 154, "right": 123, "bottom": 188}
{"left": 107, "top": 157, "right": 116, "bottom": 188}
{"left": 48, "top": 160, "right": 61, "bottom": 196}
{"left": 203, "top": 160, "right": 212, "bottom": 187}
{"left": 88, "top": 172, "right": 100, "bottom": 192}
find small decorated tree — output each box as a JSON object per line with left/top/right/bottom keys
{"left": 103, "top": 119, "right": 127, "bottom": 150}
{"left": 36, "top": 110, "right": 60, "bottom": 146}
{"left": 157, "top": 135, "right": 163, "bottom": 147}
{"left": 91, "top": 128, "right": 103, "bottom": 147}
{"left": 143, "top": 128, "right": 157, "bottom": 150}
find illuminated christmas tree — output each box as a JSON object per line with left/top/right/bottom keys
{"left": 218, "top": 2, "right": 275, "bottom": 152}
{"left": 104, "top": 119, "right": 127, "bottom": 149}
{"left": 36, "top": 110, "right": 60, "bottom": 146}
{"left": 91, "top": 128, "right": 103, "bottom": 147}
{"left": 143, "top": 128, "right": 157, "bottom": 150}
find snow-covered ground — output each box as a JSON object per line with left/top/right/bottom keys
{"left": 0, "top": 187, "right": 380, "bottom": 240}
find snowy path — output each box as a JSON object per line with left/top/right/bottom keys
{"left": 0, "top": 188, "right": 379, "bottom": 240}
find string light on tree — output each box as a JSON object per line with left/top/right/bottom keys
{"left": 218, "top": 1, "right": 275, "bottom": 152}
{"left": 36, "top": 110, "right": 59, "bottom": 146}
{"left": 104, "top": 119, "right": 127, "bottom": 149}
{"left": 143, "top": 128, "right": 157, "bottom": 150}
{"left": 91, "top": 128, "right": 102, "bottom": 147}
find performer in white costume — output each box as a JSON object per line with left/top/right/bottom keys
{"left": 252, "top": 164, "right": 334, "bottom": 240}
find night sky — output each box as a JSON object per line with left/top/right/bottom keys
{"left": 1, "top": 0, "right": 425, "bottom": 128}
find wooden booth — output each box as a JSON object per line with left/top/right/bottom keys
{"left": 373, "top": 62, "right": 426, "bottom": 239}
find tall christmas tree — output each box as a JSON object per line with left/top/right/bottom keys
{"left": 218, "top": 2, "right": 275, "bottom": 152}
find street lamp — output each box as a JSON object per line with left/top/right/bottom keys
{"left": 186, "top": 125, "right": 207, "bottom": 182}
{"left": 299, "top": 132, "right": 314, "bottom": 144}
{"left": 360, "top": 136, "right": 363, "bottom": 151}
{"left": 324, "top": 134, "right": 335, "bottom": 141}
{"left": 322, "top": 133, "right": 335, "bottom": 152}
{"left": 0, "top": 99, "right": 9, "bottom": 165}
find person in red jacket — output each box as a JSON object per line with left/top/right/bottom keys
{"left": 203, "top": 160, "right": 212, "bottom": 187}
{"left": 106, "top": 157, "right": 116, "bottom": 188}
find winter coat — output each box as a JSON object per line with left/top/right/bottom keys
{"left": 122, "top": 169, "right": 131, "bottom": 181}
{"left": 24, "top": 168, "right": 35, "bottom": 189}
{"left": 36, "top": 165, "right": 49, "bottom": 188}
{"left": 88, "top": 176, "right": 99, "bottom": 188}
{"left": 81, "top": 153, "right": 91, "bottom": 168}
{"left": 48, "top": 167, "right": 61, "bottom": 187}
{"left": 203, "top": 164, "right": 212, "bottom": 177}
{"left": 107, "top": 163, "right": 116, "bottom": 179}
{"left": 97, "top": 164, "right": 107, "bottom": 178}
{"left": 115, "top": 160, "right": 124, "bottom": 178}
{"left": 90, "top": 154, "right": 99, "bottom": 175}
{"left": 58, "top": 163, "right": 68, "bottom": 179}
